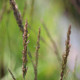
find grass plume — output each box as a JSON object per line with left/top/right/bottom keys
{"left": 60, "top": 25, "right": 71, "bottom": 80}
{"left": 10, "top": 0, "right": 24, "bottom": 32}
{"left": 22, "top": 20, "right": 28, "bottom": 79}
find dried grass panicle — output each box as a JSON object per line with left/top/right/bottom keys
{"left": 8, "top": 69, "right": 16, "bottom": 80}
{"left": 22, "top": 20, "right": 28, "bottom": 78}
{"left": 42, "top": 22, "right": 61, "bottom": 62}
{"left": 34, "top": 28, "right": 41, "bottom": 80}
{"left": 10, "top": 0, "right": 24, "bottom": 32}
{"left": 60, "top": 25, "right": 71, "bottom": 80}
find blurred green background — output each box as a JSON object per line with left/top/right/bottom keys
{"left": 0, "top": 0, "right": 80, "bottom": 80}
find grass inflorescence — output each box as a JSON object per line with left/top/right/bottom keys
{"left": 60, "top": 25, "right": 71, "bottom": 80}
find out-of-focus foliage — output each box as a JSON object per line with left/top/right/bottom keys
{"left": 0, "top": 0, "right": 79, "bottom": 80}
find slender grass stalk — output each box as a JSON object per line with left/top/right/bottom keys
{"left": 22, "top": 20, "right": 28, "bottom": 79}
{"left": 34, "top": 28, "right": 40, "bottom": 80}
{"left": 28, "top": 28, "right": 41, "bottom": 80}
{"left": 28, "top": 28, "right": 40, "bottom": 80}
{"left": 42, "top": 22, "right": 61, "bottom": 62}
{"left": 8, "top": 69, "right": 16, "bottom": 80}
{"left": 28, "top": 51, "right": 35, "bottom": 67}
{"left": 10, "top": 0, "right": 24, "bottom": 32}
{"left": 60, "top": 25, "right": 71, "bottom": 80}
